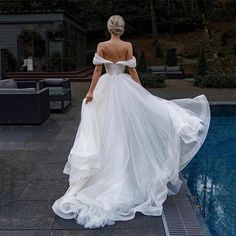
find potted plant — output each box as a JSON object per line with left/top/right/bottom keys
{"left": 50, "top": 51, "right": 62, "bottom": 72}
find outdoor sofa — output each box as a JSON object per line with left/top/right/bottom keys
{"left": 39, "top": 78, "right": 71, "bottom": 90}
{"left": 0, "top": 79, "right": 50, "bottom": 124}
{"left": 39, "top": 78, "right": 72, "bottom": 112}
{"left": 148, "top": 65, "right": 185, "bottom": 79}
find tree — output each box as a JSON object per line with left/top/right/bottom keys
{"left": 155, "top": 43, "right": 164, "bottom": 58}
{"left": 166, "top": 48, "right": 177, "bottom": 66}
{"left": 197, "top": 0, "right": 225, "bottom": 73}
{"left": 150, "top": 0, "right": 158, "bottom": 44}
{"left": 196, "top": 48, "right": 208, "bottom": 75}
{"left": 137, "top": 51, "right": 147, "bottom": 73}
{"left": 167, "top": 0, "right": 175, "bottom": 37}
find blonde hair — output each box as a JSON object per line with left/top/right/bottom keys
{"left": 107, "top": 15, "right": 125, "bottom": 36}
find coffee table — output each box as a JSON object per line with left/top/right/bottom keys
{"left": 48, "top": 87, "right": 71, "bottom": 112}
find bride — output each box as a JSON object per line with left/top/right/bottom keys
{"left": 52, "top": 15, "right": 211, "bottom": 228}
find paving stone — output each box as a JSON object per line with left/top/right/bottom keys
{"left": 53, "top": 216, "right": 86, "bottom": 230}
{"left": 0, "top": 156, "right": 35, "bottom": 206}
{"left": 107, "top": 228, "right": 165, "bottom": 236}
{"left": 53, "top": 213, "right": 164, "bottom": 231}
{"left": 50, "top": 229, "right": 107, "bottom": 236}
{"left": 0, "top": 201, "right": 55, "bottom": 229}
{"left": 30, "top": 163, "right": 68, "bottom": 180}
{"left": 19, "top": 179, "right": 68, "bottom": 201}
{"left": 107, "top": 213, "right": 163, "bottom": 230}
{"left": 0, "top": 230, "right": 50, "bottom": 236}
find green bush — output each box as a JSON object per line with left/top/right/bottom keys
{"left": 194, "top": 71, "right": 236, "bottom": 88}
{"left": 140, "top": 70, "right": 166, "bottom": 88}
{"left": 50, "top": 51, "right": 62, "bottom": 65}
{"left": 3, "top": 49, "right": 17, "bottom": 72}
{"left": 137, "top": 50, "right": 166, "bottom": 88}
{"left": 196, "top": 48, "right": 208, "bottom": 76}
{"left": 137, "top": 51, "right": 147, "bottom": 73}
{"left": 220, "top": 30, "right": 236, "bottom": 46}
{"left": 49, "top": 51, "right": 62, "bottom": 72}
{"left": 166, "top": 48, "right": 177, "bottom": 66}
{"left": 233, "top": 45, "right": 236, "bottom": 55}
{"left": 155, "top": 43, "right": 164, "bottom": 58}
{"left": 63, "top": 57, "right": 77, "bottom": 71}
{"left": 220, "top": 32, "right": 228, "bottom": 46}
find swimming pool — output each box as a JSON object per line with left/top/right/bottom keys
{"left": 182, "top": 105, "right": 236, "bottom": 236}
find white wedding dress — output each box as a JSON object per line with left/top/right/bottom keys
{"left": 52, "top": 53, "right": 211, "bottom": 228}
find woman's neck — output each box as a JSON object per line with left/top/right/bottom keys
{"left": 110, "top": 34, "right": 120, "bottom": 40}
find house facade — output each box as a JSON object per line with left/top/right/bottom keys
{"left": 0, "top": 11, "right": 86, "bottom": 75}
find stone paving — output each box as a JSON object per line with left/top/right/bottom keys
{"left": 0, "top": 79, "right": 234, "bottom": 236}
{"left": 147, "top": 79, "right": 236, "bottom": 101}
{"left": 71, "top": 79, "right": 236, "bottom": 102}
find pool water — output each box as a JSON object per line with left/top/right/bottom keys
{"left": 182, "top": 115, "right": 236, "bottom": 236}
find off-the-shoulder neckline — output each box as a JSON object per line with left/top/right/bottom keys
{"left": 94, "top": 53, "right": 135, "bottom": 64}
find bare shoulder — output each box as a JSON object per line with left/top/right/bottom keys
{"left": 97, "top": 41, "right": 111, "bottom": 50}
{"left": 124, "top": 41, "right": 133, "bottom": 59}
{"left": 96, "top": 42, "right": 106, "bottom": 56}
{"left": 122, "top": 40, "right": 132, "bottom": 47}
{"left": 98, "top": 40, "right": 111, "bottom": 46}
{"left": 124, "top": 41, "right": 133, "bottom": 54}
{"left": 97, "top": 41, "right": 105, "bottom": 49}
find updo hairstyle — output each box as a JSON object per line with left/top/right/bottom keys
{"left": 107, "top": 15, "right": 125, "bottom": 36}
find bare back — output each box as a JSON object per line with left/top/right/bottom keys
{"left": 97, "top": 40, "right": 133, "bottom": 64}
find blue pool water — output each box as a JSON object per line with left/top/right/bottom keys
{"left": 182, "top": 113, "right": 236, "bottom": 236}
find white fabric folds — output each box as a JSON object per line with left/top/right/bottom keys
{"left": 52, "top": 53, "right": 211, "bottom": 228}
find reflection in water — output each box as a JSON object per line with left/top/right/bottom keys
{"left": 182, "top": 116, "right": 236, "bottom": 236}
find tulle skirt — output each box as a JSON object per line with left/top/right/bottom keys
{"left": 52, "top": 73, "right": 211, "bottom": 228}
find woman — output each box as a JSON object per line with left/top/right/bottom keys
{"left": 52, "top": 15, "right": 211, "bottom": 229}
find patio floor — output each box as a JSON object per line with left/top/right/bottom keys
{"left": 1, "top": 79, "right": 233, "bottom": 236}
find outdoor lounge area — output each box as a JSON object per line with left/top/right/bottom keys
{"left": 0, "top": 78, "right": 72, "bottom": 124}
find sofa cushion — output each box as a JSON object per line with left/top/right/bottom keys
{"left": 153, "top": 72, "right": 167, "bottom": 74}
{"left": 0, "top": 79, "right": 18, "bottom": 88}
{"left": 166, "top": 71, "right": 183, "bottom": 74}
{"left": 148, "top": 65, "right": 166, "bottom": 72}
{"left": 43, "top": 79, "right": 64, "bottom": 86}
{"left": 166, "top": 66, "right": 181, "bottom": 72}
{"left": 0, "top": 88, "right": 36, "bottom": 94}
